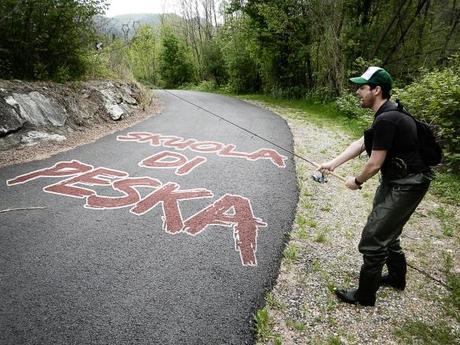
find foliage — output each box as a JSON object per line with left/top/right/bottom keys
{"left": 128, "top": 25, "right": 158, "bottom": 84}
{"left": 253, "top": 307, "right": 272, "bottom": 341}
{"left": 200, "top": 40, "right": 228, "bottom": 86}
{"left": 0, "top": 0, "right": 107, "bottom": 81}
{"left": 335, "top": 93, "right": 373, "bottom": 124}
{"left": 394, "top": 252, "right": 459, "bottom": 344}
{"left": 217, "top": 15, "right": 260, "bottom": 93}
{"left": 159, "top": 28, "right": 195, "bottom": 88}
{"left": 430, "top": 172, "right": 460, "bottom": 205}
{"left": 393, "top": 57, "right": 460, "bottom": 171}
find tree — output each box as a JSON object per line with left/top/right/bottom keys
{"left": 128, "top": 25, "right": 159, "bottom": 84}
{"left": 159, "top": 28, "right": 195, "bottom": 88}
{"left": 0, "top": 0, "right": 107, "bottom": 81}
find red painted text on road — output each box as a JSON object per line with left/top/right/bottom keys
{"left": 117, "top": 132, "right": 287, "bottom": 168}
{"left": 7, "top": 161, "right": 266, "bottom": 266}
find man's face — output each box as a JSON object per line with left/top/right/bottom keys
{"left": 356, "top": 84, "right": 376, "bottom": 108}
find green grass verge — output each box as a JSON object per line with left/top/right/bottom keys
{"left": 394, "top": 252, "right": 460, "bottom": 343}
{"left": 235, "top": 94, "right": 365, "bottom": 137}
{"left": 431, "top": 172, "right": 460, "bottom": 206}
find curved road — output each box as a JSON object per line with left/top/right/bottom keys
{"left": 0, "top": 90, "right": 298, "bottom": 344}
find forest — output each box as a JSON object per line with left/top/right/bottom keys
{"left": 0, "top": 0, "right": 459, "bottom": 170}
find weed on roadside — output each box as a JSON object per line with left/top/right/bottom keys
{"left": 296, "top": 227, "right": 309, "bottom": 240}
{"left": 430, "top": 172, "right": 460, "bottom": 206}
{"left": 253, "top": 307, "right": 272, "bottom": 342}
{"left": 283, "top": 244, "right": 299, "bottom": 263}
{"left": 285, "top": 318, "right": 306, "bottom": 332}
{"left": 394, "top": 251, "right": 460, "bottom": 343}
{"left": 430, "top": 207, "right": 458, "bottom": 238}
{"left": 442, "top": 252, "right": 460, "bottom": 322}
{"left": 265, "top": 292, "right": 286, "bottom": 311}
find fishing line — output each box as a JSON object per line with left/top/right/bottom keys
{"left": 162, "top": 90, "right": 345, "bottom": 181}
{"left": 161, "top": 90, "right": 451, "bottom": 290}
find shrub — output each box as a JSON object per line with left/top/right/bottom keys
{"left": 335, "top": 92, "right": 373, "bottom": 127}
{"left": 394, "top": 57, "right": 460, "bottom": 171}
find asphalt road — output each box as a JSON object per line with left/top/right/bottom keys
{"left": 0, "top": 90, "right": 298, "bottom": 345}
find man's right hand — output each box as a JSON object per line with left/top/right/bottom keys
{"left": 317, "top": 161, "right": 337, "bottom": 174}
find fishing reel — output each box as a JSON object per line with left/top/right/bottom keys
{"left": 311, "top": 172, "right": 328, "bottom": 184}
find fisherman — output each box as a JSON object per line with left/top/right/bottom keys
{"left": 318, "top": 66, "right": 432, "bottom": 306}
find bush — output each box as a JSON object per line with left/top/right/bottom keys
{"left": 335, "top": 92, "right": 373, "bottom": 127}
{"left": 394, "top": 57, "right": 460, "bottom": 172}
{"left": 0, "top": 0, "right": 106, "bottom": 81}
{"left": 159, "top": 29, "right": 195, "bottom": 88}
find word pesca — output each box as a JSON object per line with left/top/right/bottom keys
{"left": 117, "top": 132, "right": 287, "bottom": 175}
{"left": 7, "top": 160, "right": 267, "bottom": 266}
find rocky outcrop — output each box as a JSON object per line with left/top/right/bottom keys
{"left": 0, "top": 80, "right": 149, "bottom": 150}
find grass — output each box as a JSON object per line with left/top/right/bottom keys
{"left": 253, "top": 307, "right": 272, "bottom": 342}
{"left": 394, "top": 320, "right": 458, "bottom": 344}
{"left": 265, "top": 292, "right": 286, "bottom": 311}
{"left": 394, "top": 251, "right": 460, "bottom": 343}
{"left": 431, "top": 172, "right": 460, "bottom": 206}
{"left": 297, "top": 227, "right": 309, "bottom": 240}
{"left": 285, "top": 319, "right": 306, "bottom": 332}
{"left": 430, "top": 207, "right": 458, "bottom": 238}
{"left": 443, "top": 252, "right": 460, "bottom": 322}
{"left": 283, "top": 244, "right": 299, "bottom": 263}
{"left": 314, "top": 231, "right": 328, "bottom": 243}
{"left": 236, "top": 94, "right": 365, "bottom": 137}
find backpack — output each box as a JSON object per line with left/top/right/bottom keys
{"left": 395, "top": 100, "right": 443, "bottom": 167}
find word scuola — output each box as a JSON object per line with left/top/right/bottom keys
{"left": 117, "top": 132, "right": 287, "bottom": 175}
{"left": 7, "top": 160, "right": 267, "bottom": 266}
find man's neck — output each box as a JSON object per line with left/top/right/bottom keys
{"left": 372, "top": 98, "right": 387, "bottom": 113}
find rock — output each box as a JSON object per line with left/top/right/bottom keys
{"left": 12, "top": 93, "right": 48, "bottom": 125}
{"left": 12, "top": 91, "right": 67, "bottom": 126}
{"left": 28, "top": 91, "right": 67, "bottom": 126}
{"left": 20, "top": 131, "right": 66, "bottom": 146}
{"left": 0, "top": 79, "right": 145, "bottom": 149}
{"left": 105, "top": 103, "right": 125, "bottom": 120}
{"left": 0, "top": 96, "right": 24, "bottom": 136}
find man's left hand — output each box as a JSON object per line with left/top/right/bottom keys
{"left": 345, "top": 176, "right": 361, "bottom": 190}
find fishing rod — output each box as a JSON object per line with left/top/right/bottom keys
{"left": 160, "top": 90, "right": 458, "bottom": 289}
{"left": 162, "top": 90, "right": 348, "bottom": 185}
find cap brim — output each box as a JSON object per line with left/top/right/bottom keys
{"left": 349, "top": 77, "right": 368, "bottom": 85}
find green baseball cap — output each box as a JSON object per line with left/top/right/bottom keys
{"left": 350, "top": 66, "right": 393, "bottom": 91}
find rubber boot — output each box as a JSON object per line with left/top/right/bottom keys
{"left": 335, "top": 255, "right": 385, "bottom": 307}
{"left": 380, "top": 251, "right": 406, "bottom": 290}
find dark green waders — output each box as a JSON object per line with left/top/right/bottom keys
{"left": 356, "top": 172, "right": 432, "bottom": 305}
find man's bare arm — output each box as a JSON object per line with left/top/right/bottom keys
{"left": 318, "top": 136, "right": 365, "bottom": 172}
{"left": 345, "top": 149, "right": 387, "bottom": 190}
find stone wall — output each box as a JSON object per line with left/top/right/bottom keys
{"left": 0, "top": 80, "right": 149, "bottom": 150}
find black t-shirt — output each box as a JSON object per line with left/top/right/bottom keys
{"left": 367, "top": 101, "right": 426, "bottom": 175}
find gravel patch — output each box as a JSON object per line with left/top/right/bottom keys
{"left": 247, "top": 100, "right": 459, "bottom": 345}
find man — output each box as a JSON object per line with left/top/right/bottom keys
{"left": 319, "top": 66, "right": 432, "bottom": 306}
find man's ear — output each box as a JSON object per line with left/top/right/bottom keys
{"left": 374, "top": 85, "right": 382, "bottom": 96}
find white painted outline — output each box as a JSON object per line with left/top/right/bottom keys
{"left": 6, "top": 160, "right": 268, "bottom": 267}
{"left": 139, "top": 151, "right": 208, "bottom": 176}
{"left": 117, "top": 132, "right": 287, "bottom": 168}
{"left": 183, "top": 193, "right": 267, "bottom": 267}
{"left": 6, "top": 160, "right": 93, "bottom": 186}
{"left": 129, "top": 182, "right": 214, "bottom": 234}
{"left": 84, "top": 176, "right": 162, "bottom": 210}
{"left": 43, "top": 167, "right": 128, "bottom": 199}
